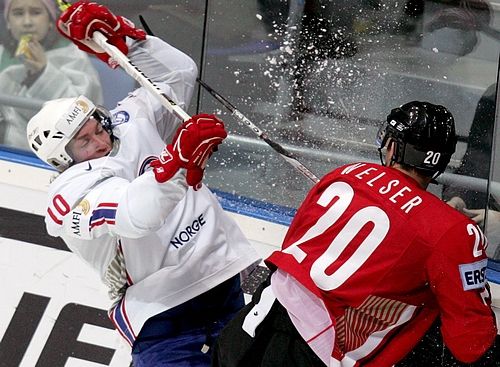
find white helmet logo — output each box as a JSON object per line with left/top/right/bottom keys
{"left": 76, "top": 100, "right": 90, "bottom": 113}
{"left": 56, "top": 96, "right": 95, "bottom": 137}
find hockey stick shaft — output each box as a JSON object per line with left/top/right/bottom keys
{"left": 56, "top": 0, "right": 191, "bottom": 122}
{"left": 57, "top": 1, "right": 319, "bottom": 183}
{"left": 197, "top": 78, "right": 320, "bottom": 184}
{"left": 92, "top": 32, "right": 191, "bottom": 122}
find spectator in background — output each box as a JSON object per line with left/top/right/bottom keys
{"left": 443, "top": 83, "right": 497, "bottom": 212}
{"left": 286, "top": 0, "right": 358, "bottom": 122}
{"left": 426, "top": 0, "right": 500, "bottom": 259}
{"left": 423, "top": 0, "right": 495, "bottom": 55}
{"left": 400, "top": 6, "right": 500, "bottom": 365}
{"left": 0, "top": 0, "right": 102, "bottom": 150}
{"left": 443, "top": 83, "right": 500, "bottom": 259}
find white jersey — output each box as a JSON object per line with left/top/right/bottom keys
{"left": 44, "top": 36, "right": 261, "bottom": 346}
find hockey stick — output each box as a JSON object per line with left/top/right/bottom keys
{"left": 197, "top": 79, "right": 320, "bottom": 184}
{"left": 135, "top": 12, "right": 319, "bottom": 184}
{"left": 57, "top": 1, "right": 319, "bottom": 184}
{"left": 56, "top": 0, "right": 191, "bottom": 122}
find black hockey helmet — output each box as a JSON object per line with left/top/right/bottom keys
{"left": 376, "top": 101, "right": 457, "bottom": 178}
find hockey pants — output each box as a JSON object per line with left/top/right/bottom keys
{"left": 211, "top": 276, "right": 324, "bottom": 367}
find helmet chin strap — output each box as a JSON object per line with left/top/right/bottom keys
{"left": 96, "top": 107, "right": 120, "bottom": 157}
{"left": 108, "top": 137, "right": 121, "bottom": 157}
{"left": 378, "top": 147, "right": 385, "bottom": 166}
{"left": 378, "top": 139, "right": 396, "bottom": 167}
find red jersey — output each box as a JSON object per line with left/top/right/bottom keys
{"left": 267, "top": 162, "right": 497, "bottom": 366}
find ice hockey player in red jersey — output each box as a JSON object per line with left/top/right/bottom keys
{"left": 212, "top": 101, "right": 498, "bottom": 366}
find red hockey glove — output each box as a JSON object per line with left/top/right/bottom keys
{"left": 151, "top": 114, "right": 227, "bottom": 189}
{"left": 57, "top": 1, "right": 146, "bottom": 68}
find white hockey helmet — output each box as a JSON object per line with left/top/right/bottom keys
{"left": 27, "top": 95, "right": 97, "bottom": 171}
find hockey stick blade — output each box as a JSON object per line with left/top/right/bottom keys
{"left": 139, "top": 15, "right": 156, "bottom": 36}
{"left": 197, "top": 78, "right": 320, "bottom": 184}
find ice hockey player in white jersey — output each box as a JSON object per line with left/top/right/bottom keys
{"left": 25, "top": 2, "right": 261, "bottom": 366}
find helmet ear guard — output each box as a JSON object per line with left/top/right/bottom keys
{"left": 376, "top": 101, "right": 457, "bottom": 179}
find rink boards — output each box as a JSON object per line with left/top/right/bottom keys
{"left": 0, "top": 157, "right": 498, "bottom": 367}
{"left": 0, "top": 157, "right": 286, "bottom": 366}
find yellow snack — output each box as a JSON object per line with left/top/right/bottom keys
{"left": 15, "top": 34, "right": 33, "bottom": 60}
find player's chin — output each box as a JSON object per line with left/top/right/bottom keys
{"left": 91, "top": 146, "right": 113, "bottom": 160}
{"left": 103, "top": 145, "right": 113, "bottom": 158}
